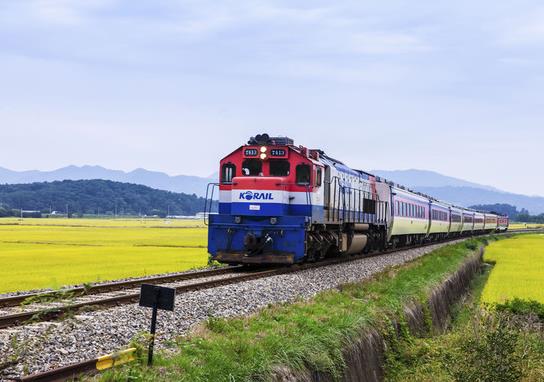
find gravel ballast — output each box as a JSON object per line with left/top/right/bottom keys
{"left": 0, "top": 241, "right": 463, "bottom": 380}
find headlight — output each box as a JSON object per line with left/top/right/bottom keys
{"left": 260, "top": 146, "right": 267, "bottom": 153}
{"left": 260, "top": 153, "right": 267, "bottom": 160}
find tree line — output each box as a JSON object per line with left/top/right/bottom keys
{"left": 0, "top": 179, "right": 215, "bottom": 218}
{"left": 469, "top": 203, "right": 544, "bottom": 223}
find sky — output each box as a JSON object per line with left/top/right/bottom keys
{"left": 0, "top": 1, "right": 543, "bottom": 196}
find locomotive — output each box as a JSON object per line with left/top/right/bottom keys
{"left": 206, "top": 134, "right": 509, "bottom": 265}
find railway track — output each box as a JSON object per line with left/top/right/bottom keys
{"left": 0, "top": 267, "right": 273, "bottom": 329}
{"left": 14, "top": 348, "right": 137, "bottom": 382}
{"left": 3, "top": 229, "right": 536, "bottom": 330}
{"left": 0, "top": 266, "right": 243, "bottom": 308}
{"left": 5, "top": 229, "right": 541, "bottom": 381}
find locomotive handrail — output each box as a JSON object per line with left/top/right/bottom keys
{"left": 203, "top": 182, "right": 220, "bottom": 226}
{"left": 325, "top": 175, "right": 388, "bottom": 225}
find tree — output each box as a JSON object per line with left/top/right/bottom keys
{"left": 0, "top": 180, "right": 216, "bottom": 217}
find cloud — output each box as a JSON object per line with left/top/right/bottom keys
{"left": 496, "top": 9, "right": 544, "bottom": 45}
{"left": 332, "top": 31, "right": 430, "bottom": 55}
{"left": 498, "top": 57, "right": 535, "bottom": 66}
{"left": 0, "top": 0, "right": 118, "bottom": 26}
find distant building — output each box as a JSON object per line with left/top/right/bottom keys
{"left": 21, "top": 210, "right": 42, "bottom": 218}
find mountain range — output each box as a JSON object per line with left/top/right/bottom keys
{"left": 371, "top": 169, "right": 544, "bottom": 214}
{"left": 0, "top": 165, "right": 214, "bottom": 197}
{"left": 1, "top": 166, "right": 543, "bottom": 214}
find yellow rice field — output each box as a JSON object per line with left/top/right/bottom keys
{"left": 0, "top": 217, "right": 203, "bottom": 228}
{"left": 482, "top": 234, "right": 544, "bottom": 304}
{"left": 0, "top": 218, "right": 208, "bottom": 293}
{"left": 508, "top": 222, "right": 544, "bottom": 230}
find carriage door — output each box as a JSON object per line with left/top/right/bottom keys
{"left": 324, "top": 166, "right": 331, "bottom": 220}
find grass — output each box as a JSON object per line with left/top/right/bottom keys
{"left": 481, "top": 234, "right": 544, "bottom": 304}
{"left": 99, "top": 238, "right": 487, "bottom": 382}
{"left": 384, "top": 235, "right": 544, "bottom": 382}
{"left": 0, "top": 218, "right": 208, "bottom": 293}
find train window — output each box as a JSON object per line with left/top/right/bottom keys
{"left": 316, "top": 168, "right": 322, "bottom": 187}
{"left": 269, "top": 160, "right": 290, "bottom": 177}
{"left": 296, "top": 164, "right": 311, "bottom": 185}
{"left": 221, "top": 163, "right": 236, "bottom": 183}
{"left": 242, "top": 159, "right": 262, "bottom": 176}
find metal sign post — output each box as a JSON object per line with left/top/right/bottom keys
{"left": 139, "top": 284, "right": 175, "bottom": 366}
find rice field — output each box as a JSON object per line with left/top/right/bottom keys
{"left": 481, "top": 234, "right": 544, "bottom": 304}
{"left": 508, "top": 222, "right": 544, "bottom": 230}
{"left": 0, "top": 218, "right": 208, "bottom": 293}
{"left": 0, "top": 217, "right": 203, "bottom": 228}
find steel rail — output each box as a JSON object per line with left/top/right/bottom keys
{"left": 0, "top": 268, "right": 280, "bottom": 329}
{"left": 1, "top": 228, "right": 539, "bottom": 330}
{"left": 15, "top": 348, "right": 137, "bottom": 382}
{"left": 0, "top": 266, "right": 243, "bottom": 308}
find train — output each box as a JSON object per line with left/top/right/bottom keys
{"left": 206, "top": 134, "right": 509, "bottom": 265}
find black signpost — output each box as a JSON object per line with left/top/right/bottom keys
{"left": 139, "top": 284, "right": 176, "bottom": 366}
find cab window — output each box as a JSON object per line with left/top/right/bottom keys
{"left": 316, "top": 168, "right": 322, "bottom": 187}
{"left": 242, "top": 159, "right": 262, "bottom": 176}
{"left": 296, "top": 164, "right": 311, "bottom": 185}
{"left": 269, "top": 160, "right": 290, "bottom": 176}
{"left": 221, "top": 163, "right": 236, "bottom": 183}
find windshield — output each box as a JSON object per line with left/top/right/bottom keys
{"left": 269, "top": 160, "right": 290, "bottom": 176}
{"left": 242, "top": 159, "right": 262, "bottom": 176}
